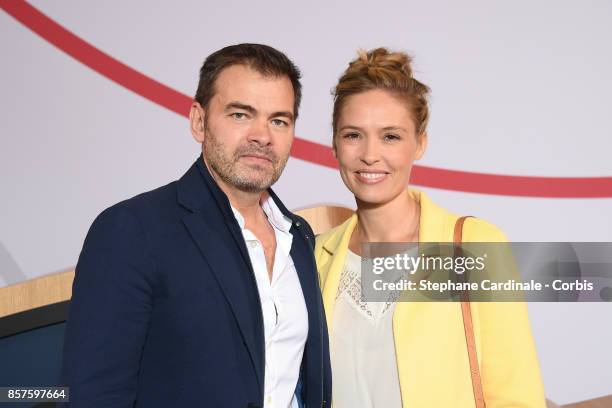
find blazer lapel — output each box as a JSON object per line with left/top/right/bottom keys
{"left": 177, "top": 157, "right": 265, "bottom": 392}
{"left": 182, "top": 213, "right": 264, "bottom": 386}
{"left": 289, "top": 225, "right": 320, "bottom": 402}
{"left": 319, "top": 214, "right": 357, "bottom": 331}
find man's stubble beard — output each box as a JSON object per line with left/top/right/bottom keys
{"left": 203, "top": 120, "right": 289, "bottom": 193}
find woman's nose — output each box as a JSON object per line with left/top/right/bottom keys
{"left": 360, "top": 137, "right": 381, "bottom": 165}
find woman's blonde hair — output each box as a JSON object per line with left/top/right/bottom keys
{"left": 332, "top": 47, "right": 430, "bottom": 137}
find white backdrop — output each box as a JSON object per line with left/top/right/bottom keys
{"left": 1, "top": 0, "right": 611, "bottom": 404}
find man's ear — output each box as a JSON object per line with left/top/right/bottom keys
{"left": 189, "top": 102, "right": 206, "bottom": 143}
{"left": 414, "top": 132, "right": 428, "bottom": 160}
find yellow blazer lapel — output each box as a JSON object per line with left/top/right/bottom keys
{"left": 317, "top": 214, "right": 357, "bottom": 332}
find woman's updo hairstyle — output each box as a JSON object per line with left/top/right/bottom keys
{"left": 332, "top": 47, "right": 430, "bottom": 137}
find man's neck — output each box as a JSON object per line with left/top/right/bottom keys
{"left": 203, "top": 158, "right": 266, "bottom": 222}
{"left": 226, "top": 188, "right": 266, "bottom": 222}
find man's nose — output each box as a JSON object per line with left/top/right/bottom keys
{"left": 247, "top": 119, "right": 272, "bottom": 145}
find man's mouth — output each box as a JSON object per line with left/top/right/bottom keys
{"left": 240, "top": 154, "right": 273, "bottom": 164}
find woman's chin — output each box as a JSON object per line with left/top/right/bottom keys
{"left": 349, "top": 183, "right": 410, "bottom": 208}
{"left": 352, "top": 190, "right": 394, "bottom": 207}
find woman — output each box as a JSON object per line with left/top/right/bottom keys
{"left": 314, "top": 48, "right": 546, "bottom": 407}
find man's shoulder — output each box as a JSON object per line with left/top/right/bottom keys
{"left": 93, "top": 180, "right": 180, "bottom": 229}
{"left": 124, "top": 180, "right": 178, "bottom": 210}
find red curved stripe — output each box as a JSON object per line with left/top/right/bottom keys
{"left": 2, "top": 0, "right": 612, "bottom": 198}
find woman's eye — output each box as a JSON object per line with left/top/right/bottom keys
{"left": 384, "top": 133, "right": 400, "bottom": 141}
{"left": 343, "top": 133, "right": 360, "bottom": 139}
{"left": 271, "top": 119, "right": 288, "bottom": 127}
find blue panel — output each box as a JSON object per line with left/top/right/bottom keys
{"left": 0, "top": 322, "right": 66, "bottom": 408}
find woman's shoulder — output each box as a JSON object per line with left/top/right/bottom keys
{"left": 462, "top": 216, "right": 509, "bottom": 243}
{"left": 415, "top": 189, "right": 509, "bottom": 242}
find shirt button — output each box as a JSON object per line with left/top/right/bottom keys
{"left": 248, "top": 241, "right": 258, "bottom": 248}
{"left": 266, "top": 395, "right": 272, "bottom": 404}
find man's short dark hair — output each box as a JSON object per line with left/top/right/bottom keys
{"left": 194, "top": 43, "right": 302, "bottom": 118}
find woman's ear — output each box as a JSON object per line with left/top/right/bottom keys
{"left": 415, "top": 132, "right": 428, "bottom": 160}
{"left": 189, "top": 102, "right": 206, "bottom": 143}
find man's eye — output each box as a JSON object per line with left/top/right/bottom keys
{"left": 231, "top": 112, "right": 247, "bottom": 120}
{"left": 271, "top": 119, "right": 288, "bottom": 127}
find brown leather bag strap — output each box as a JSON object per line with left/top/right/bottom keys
{"left": 454, "top": 216, "right": 486, "bottom": 408}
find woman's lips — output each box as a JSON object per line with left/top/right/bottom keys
{"left": 354, "top": 171, "right": 389, "bottom": 184}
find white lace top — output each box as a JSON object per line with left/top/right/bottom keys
{"left": 330, "top": 249, "right": 404, "bottom": 408}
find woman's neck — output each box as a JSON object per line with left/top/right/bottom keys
{"left": 350, "top": 190, "right": 420, "bottom": 253}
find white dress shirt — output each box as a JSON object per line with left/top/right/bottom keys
{"left": 231, "top": 195, "right": 309, "bottom": 408}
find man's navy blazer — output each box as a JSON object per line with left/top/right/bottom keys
{"left": 61, "top": 156, "right": 332, "bottom": 407}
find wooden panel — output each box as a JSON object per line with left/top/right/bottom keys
{"left": 563, "top": 394, "right": 612, "bottom": 408}
{"left": 0, "top": 269, "right": 74, "bottom": 318}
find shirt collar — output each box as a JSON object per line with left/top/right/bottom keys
{"left": 230, "top": 192, "right": 293, "bottom": 234}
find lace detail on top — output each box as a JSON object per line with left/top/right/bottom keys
{"left": 336, "top": 250, "right": 407, "bottom": 323}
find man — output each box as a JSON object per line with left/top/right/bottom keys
{"left": 61, "top": 44, "right": 331, "bottom": 408}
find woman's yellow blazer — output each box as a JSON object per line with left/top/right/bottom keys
{"left": 314, "top": 189, "right": 547, "bottom": 408}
